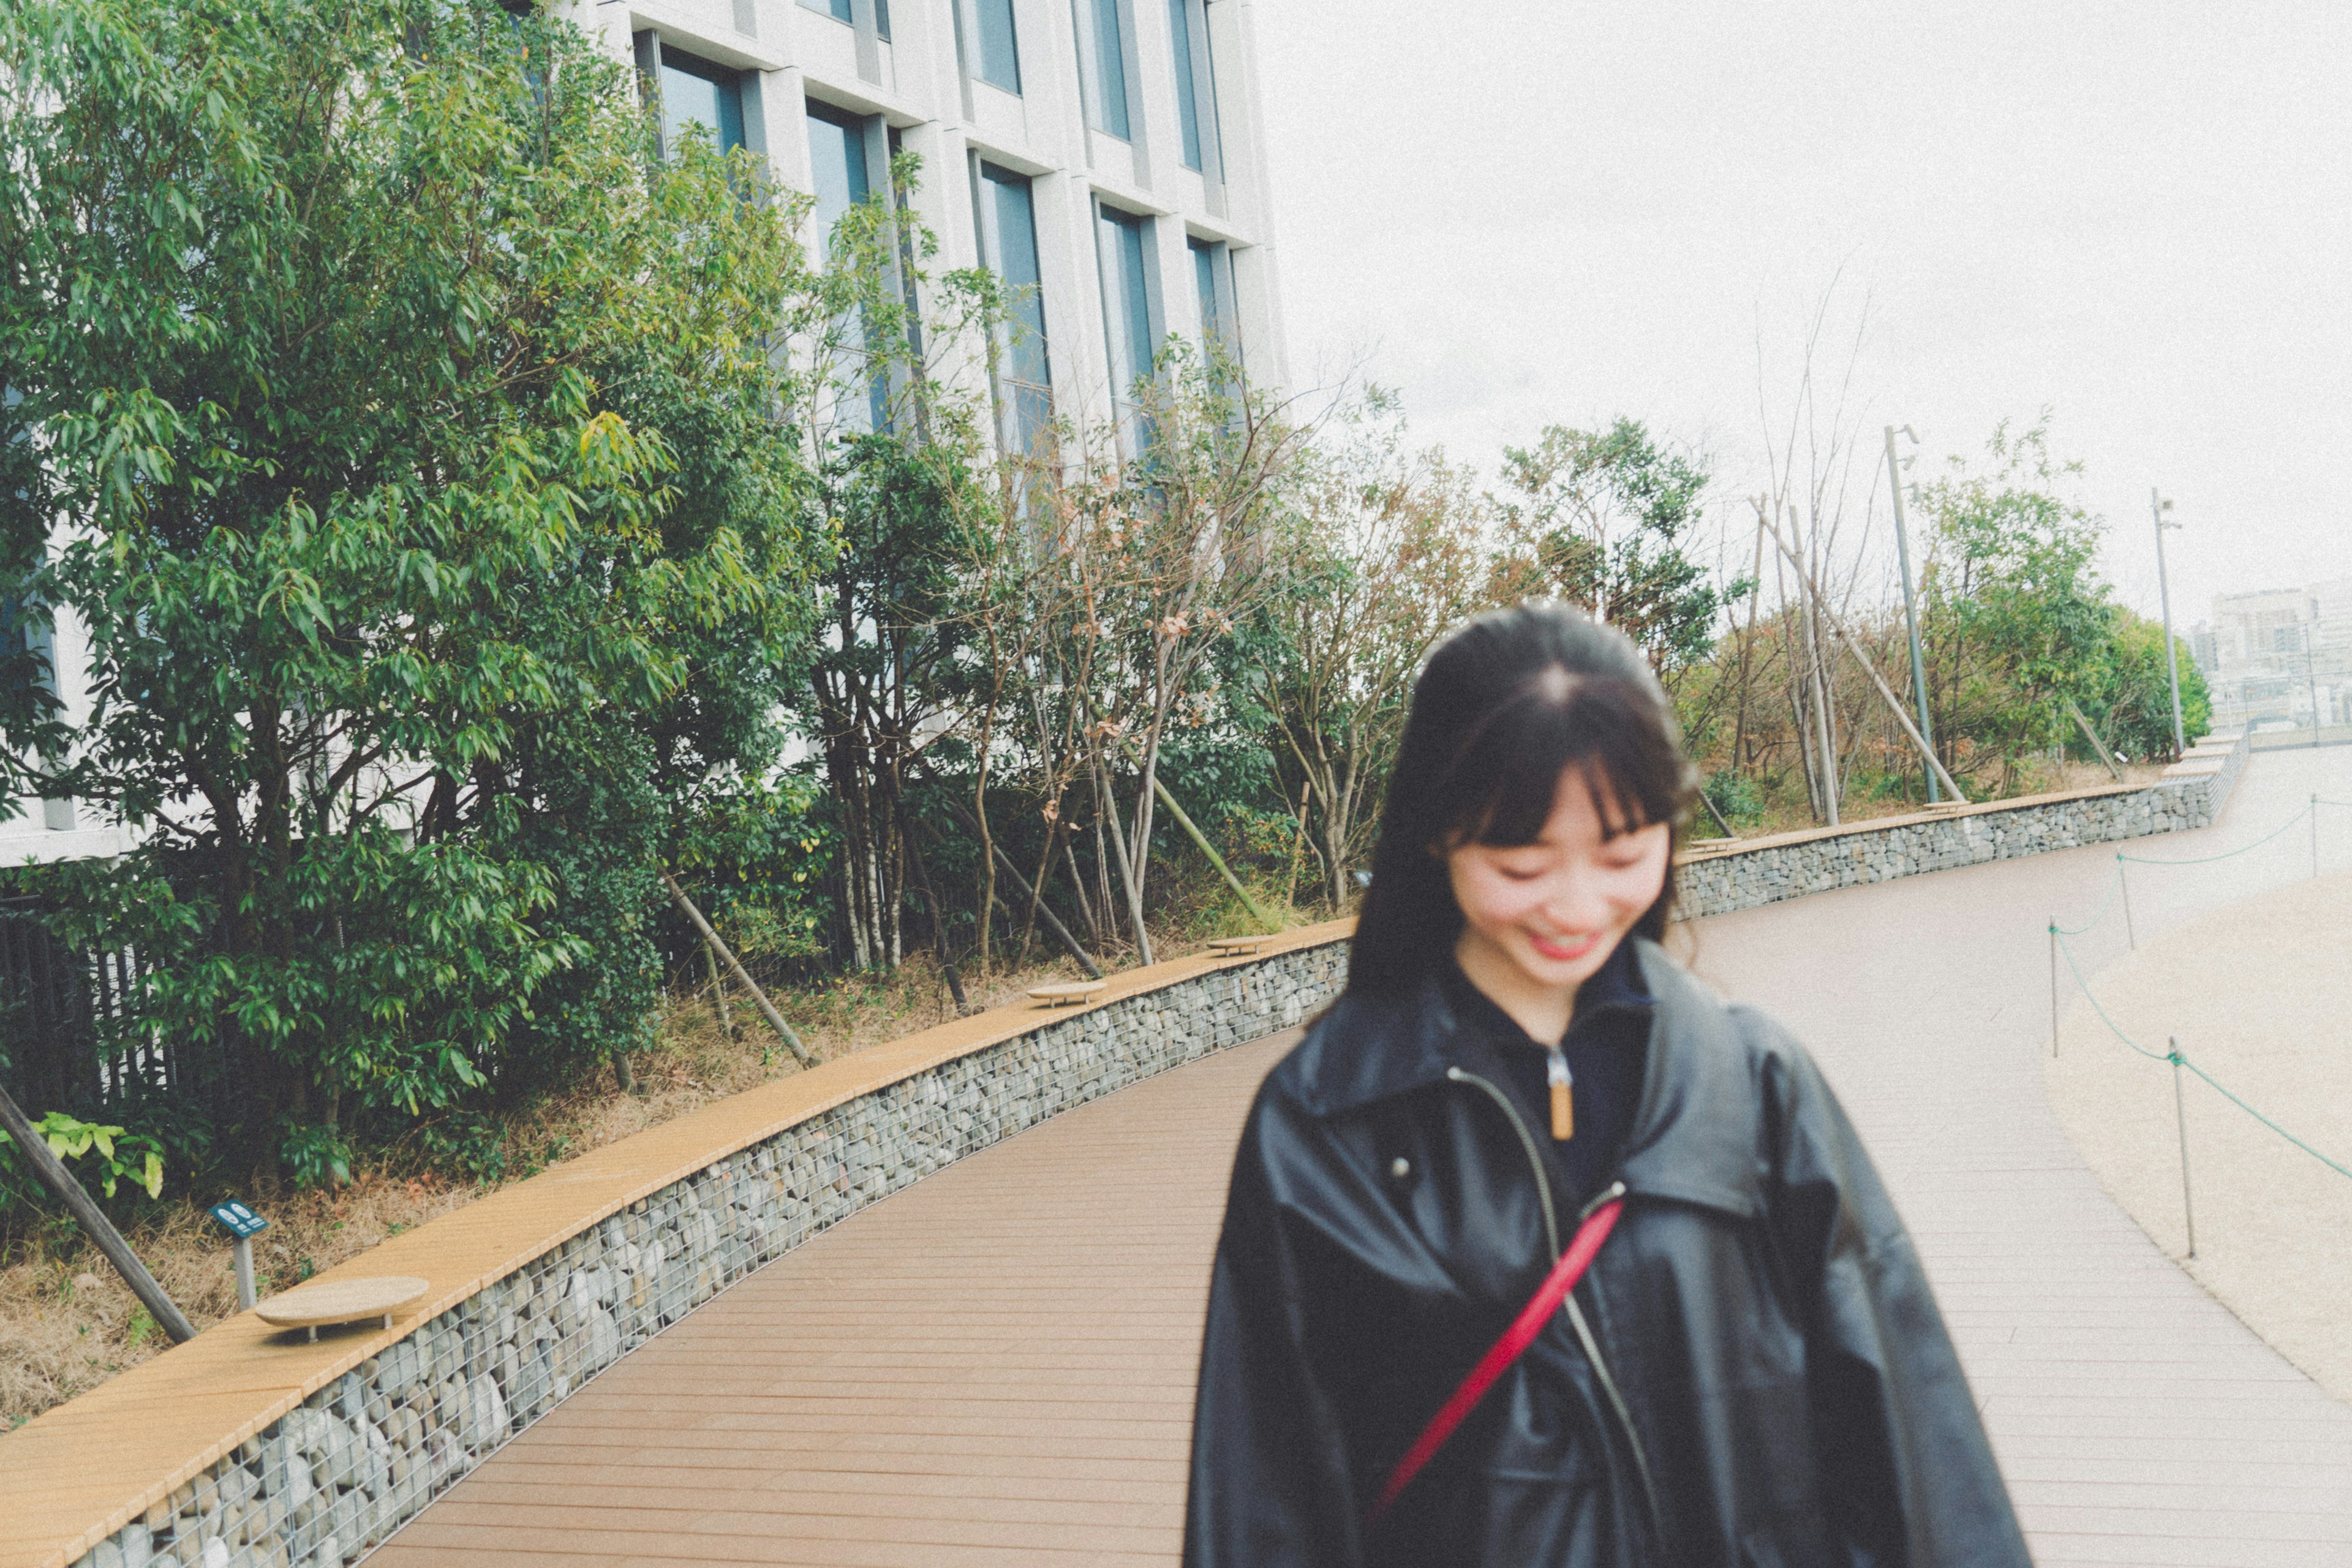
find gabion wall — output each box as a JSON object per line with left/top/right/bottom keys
{"left": 72, "top": 942, "right": 1349, "bottom": 1568}
{"left": 1679, "top": 743, "right": 2247, "bottom": 921}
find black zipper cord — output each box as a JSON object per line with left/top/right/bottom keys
{"left": 1445, "top": 1067, "right": 1671, "bottom": 1563}
{"left": 1447, "top": 1066, "right": 1560, "bottom": 1259}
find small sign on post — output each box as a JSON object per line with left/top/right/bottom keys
{"left": 206, "top": 1200, "right": 269, "bottom": 1312}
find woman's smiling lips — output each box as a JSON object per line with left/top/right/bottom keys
{"left": 1527, "top": 930, "right": 1602, "bottom": 963}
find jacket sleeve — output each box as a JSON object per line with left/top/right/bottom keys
{"left": 1753, "top": 1022, "right": 2033, "bottom": 1568}
{"left": 1183, "top": 1084, "right": 1362, "bottom": 1568}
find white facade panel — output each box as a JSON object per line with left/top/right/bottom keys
{"left": 579, "top": 0, "right": 1286, "bottom": 451}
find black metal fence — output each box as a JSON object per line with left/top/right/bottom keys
{"left": 0, "top": 895, "right": 160, "bottom": 1120}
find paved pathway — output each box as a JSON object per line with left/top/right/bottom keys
{"left": 374, "top": 750, "right": 2352, "bottom": 1566}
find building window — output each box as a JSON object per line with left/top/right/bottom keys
{"left": 973, "top": 161, "right": 1052, "bottom": 454}
{"left": 1188, "top": 236, "right": 1232, "bottom": 346}
{"left": 1084, "top": 0, "right": 1131, "bottom": 140}
{"left": 806, "top": 102, "right": 891, "bottom": 431}
{"left": 1095, "top": 203, "right": 1153, "bottom": 409}
{"left": 805, "top": 100, "right": 873, "bottom": 242}
{"left": 654, "top": 45, "right": 747, "bottom": 156}
{"left": 975, "top": 0, "right": 1022, "bottom": 92}
{"left": 1167, "top": 0, "right": 1217, "bottom": 173}
{"left": 801, "top": 0, "right": 892, "bottom": 40}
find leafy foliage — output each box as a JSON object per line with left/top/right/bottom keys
{"left": 0, "top": 0, "right": 818, "bottom": 1183}
{"left": 0, "top": 1112, "right": 165, "bottom": 1207}
{"left": 1495, "top": 418, "right": 1734, "bottom": 679}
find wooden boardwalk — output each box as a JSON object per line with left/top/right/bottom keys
{"left": 373, "top": 748, "right": 2352, "bottom": 1566}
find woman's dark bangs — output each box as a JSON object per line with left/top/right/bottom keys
{"left": 1442, "top": 677, "right": 1679, "bottom": 848}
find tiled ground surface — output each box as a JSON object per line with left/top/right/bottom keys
{"left": 372, "top": 749, "right": 2352, "bottom": 1567}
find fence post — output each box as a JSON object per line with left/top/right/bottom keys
{"left": 2118, "top": 856, "right": 2136, "bottom": 951}
{"left": 2169, "top": 1036, "right": 2196, "bottom": 1259}
{"left": 2048, "top": 922, "right": 2060, "bottom": 1057}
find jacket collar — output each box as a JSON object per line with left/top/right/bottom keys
{"left": 1281, "top": 938, "right": 1763, "bottom": 1222}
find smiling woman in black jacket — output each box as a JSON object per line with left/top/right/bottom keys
{"left": 1182, "top": 603, "right": 2030, "bottom": 1567}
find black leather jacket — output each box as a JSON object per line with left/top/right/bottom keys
{"left": 1183, "top": 940, "right": 2030, "bottom": 1567}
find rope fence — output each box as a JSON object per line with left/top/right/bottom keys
{"left": 2045, "top": 792, "right": 2352, "bottom": 1255}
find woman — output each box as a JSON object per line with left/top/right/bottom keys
{"left": 1183, "top": 603, "right": 2028, "bottom": 1567}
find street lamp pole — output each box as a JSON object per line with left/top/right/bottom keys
{"left": 2305, "top": 624, "right": 2323, "bottom": 748}
{"left": 1884, "top": 426, "right": 1939, "bottom": 801}
{"left": 2152, "top": 489, "right": 2185, "bottom": 757}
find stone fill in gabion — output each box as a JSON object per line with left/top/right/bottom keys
{"left": 72, "top": 943, "right": 1348, "bottom": 1568}
{"left": 1678, "top": 750, "right": 2245, "bottom": 921}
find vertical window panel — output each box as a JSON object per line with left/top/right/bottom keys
{"left": 805, "top": 102, "right": 872, "bottom": 241}
{"left": 1087, "top": 0, "right": 1131, "bottom": 140}
{"left": 1189, "top": 238, "right": 1219, "bottom": 340}
{"left": 1167, "top": 0, "right": 1202, "bottom": 170}
{"left": 978, "top": 161, "right": 1052, "bottom": 453}
{"left": 658, "top": 48, "right": 746, "bottom": 155}
{"left": 1095, "top": 205, "right": 1152, "bottom": 405}
{"left": 976, "top": 0, "right": 1022, "bottom": 92}
{"left": 801, "top": 0, "right": 891, "bottom": 40}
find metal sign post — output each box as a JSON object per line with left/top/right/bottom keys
{"left": 2151, "top": 491, "right": 2186, "bottom": 758}
{"left": 206, "top": 1200, "right": 270, "bottom": 1312}
{"left": 2048, "top": 921, "right": 2060, "bottom": 1057}
{"left": 2169, "top": 1038, "right": 2196, "bottom": 1259}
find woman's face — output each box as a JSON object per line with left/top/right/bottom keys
{"left": 1446, "top": 766, "right": 1672, "bottom": 1000}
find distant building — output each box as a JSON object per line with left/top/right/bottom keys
{"left": 2191, "top": 579, "right": 2350, "bottom": 734}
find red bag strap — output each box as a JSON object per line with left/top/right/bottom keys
{"left": 1368, "top": 1194, "right": 1625, "bottom": 1523}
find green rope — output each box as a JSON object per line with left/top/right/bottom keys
{"left": 2050, "top": 930, "right": 2171, "bottom": 1061}
{"left": 2119, "top": 802, "right": 2312, "bottom": 865}
{"left": 2051, "top": 861, "right": 2125, "bottom": 937}
{"left": 2054, "top": 932, "right": 2352, "bottom": 1183}
{"left": 2177, "top": 1053, "right": 2352, "bottom": 1183}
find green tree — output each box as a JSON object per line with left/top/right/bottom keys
{"left": 2097, "top": 609, "right": 2211, "bottom": 761}
{"left": 1250, "top": 392, "right": 1494, "bottom": 905}
{"left": 0, "top": 0, "right": 819, "bottom": 1180}
{"left": 1915, "top": 419, "right": 2116, "bottom": 789}
{"left": 1494, "top": 418, "right": 1729, "bottom": 680}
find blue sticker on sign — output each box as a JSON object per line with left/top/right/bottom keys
{"left": 207, "top": 1200, "right": 269, "bottom": 1238}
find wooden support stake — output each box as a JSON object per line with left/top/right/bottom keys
{"left": 703, "top": 939, "right": 735, "bottom": 1039}
{"left": 660, "top": 872, "right": 816, "bottom": 1068}
{"left": 0, "top": 1079, "right": 197, "bottom": 1343}
{"left": 1121, "top": 747, "right": 1281, "bottom": 937}
{"left": 906, "top": 758, "right": 1106, "bottom": 979}
{"left": 1759, "top": 511, "right": 1969, "bottom": 804}
{"left": 2066, "top": 698, "right": 2126, "bottom": 783}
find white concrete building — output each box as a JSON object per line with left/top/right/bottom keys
{"left": 576, "top": 0, "right": 1289, "bottom": 448}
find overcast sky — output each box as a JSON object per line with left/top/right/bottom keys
{"left": 1251, "top": 1, "right": 2352, "bottom": 628}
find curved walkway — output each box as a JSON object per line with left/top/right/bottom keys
{"left": 375, "top": 751, "right": 2352, "bottom": 1567}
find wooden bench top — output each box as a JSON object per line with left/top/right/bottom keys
{"left": 1025, "top": 980, "right": 1108, "bottom": 1007}
{"left": 255, "top": 1276, "right": 431, "bottom": 1333}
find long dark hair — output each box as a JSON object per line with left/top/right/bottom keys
{"left": 1346, "top": 601, "right": 1700, "bottom": 998}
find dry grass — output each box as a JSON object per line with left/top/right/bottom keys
{"left": 0, "top": 921, "right": 1261, "bottom": 1431}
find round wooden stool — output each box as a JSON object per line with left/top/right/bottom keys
{"left": 256, "top": 1276, "right": 431, "bottom": 1341}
